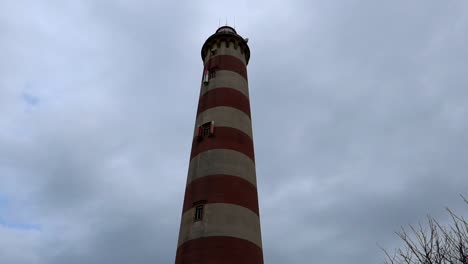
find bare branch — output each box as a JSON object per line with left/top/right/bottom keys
{"left": 381, "top": 197, "right": 467, "bottom": 264}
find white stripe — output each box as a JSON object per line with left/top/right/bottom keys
{"left": 195, "top": 106, "right": 252, "bottom": 139}
{"left": 187, "top": 149, "right": 257, "bottom": 187}
{"left": 204, "top": 43, "right": 247, "bottom": 64}
{"left": 200, "top": 70, "right": 249, "bottom": 98}
{"left": 178, "top": 203, "right": 262, "bottom": 248}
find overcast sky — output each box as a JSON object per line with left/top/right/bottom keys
{"left": 1, "top": 0, "right": 468, "bottom": 263}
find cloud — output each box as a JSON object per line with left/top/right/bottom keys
{"left": 1, "top": 0, "right": 467, "bottom": 263}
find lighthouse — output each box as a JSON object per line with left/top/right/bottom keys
{"left": 175, "top": 26, "right": 263, "bottom": 263}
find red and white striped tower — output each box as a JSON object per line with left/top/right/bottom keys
{"left": 175, "top": 26, "right": 263, "bottom": 263}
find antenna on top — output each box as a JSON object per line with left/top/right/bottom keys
{"left": 218, "top": 19, "right": 220, "bottom": 28}
{"left": 234, "top": 16, "right": 236, "bottom": 29}
{"left": 225, "top": 17, "right": 227, "bottom": 26}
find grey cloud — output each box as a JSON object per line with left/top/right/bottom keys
{"left": 1, "top": 0, "right": 468, "bottom": 263}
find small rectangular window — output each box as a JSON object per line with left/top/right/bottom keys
{"left": 197, "top": 121, "right": 215, "bottom": 141}
{"left": 201, "top": 121, "right": 214, "bottom": 137}
{"left": 203, "top": 125, "right": 210, "bottom": 137}
{"left": 209, "top": 70, "right": 216, "bottom": 79}
{"left": 194, "top": 205, "right": 204, "bottom": 221}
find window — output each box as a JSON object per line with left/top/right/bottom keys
{"left": 194, "top": 205, "right": 204, "bottom": 221}
{"left": 209, "top": 70, "right": 216, "bottom": 79}
{"left": 203, "top": 125, "right": 210, "bottom": 137}
{"left": 197, "top": 121, "right": 215, "bottom": 141}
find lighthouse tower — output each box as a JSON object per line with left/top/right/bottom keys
{"left": 175, "top": 26, "right": 263, "bottom": 263}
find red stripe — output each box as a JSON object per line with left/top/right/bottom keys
{"left": 197, "top": 88, "right": 251, "bottom": 118}
{"left": 190, "top": 127, "right": 255, "bottom": 162}
{"left": 205, "top": 55, "right": 247, "bottom": 79}
{"left": 176, "top": 236, "right": 263, "bottom": 264}
{"left": 183, "top": 175, "right": 259, "bottom": 215}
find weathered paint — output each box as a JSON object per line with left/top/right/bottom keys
{"left": 197, "top": 87, "right": 251, "bottom": 118}
{"left": 204, "top": 55, "right": 247, "bottom": 79}
{"left": 201, "top": 26, "right": 250, "bottom": 64}
{"left": 177, "top": 203, "right": 262, "bottom": 248}
{"left": 187, "top": 149, "right": 257, "bottom": 187}
{"left": 182, "top": 174, "right": 259, "bottom": 215}
{"left": 204, "top": 42, "right": 248, "bottom": 65}
{"left": 190, "top": 126, "right": 255, "bottom": 162}
{"left": 175, "top": 236, "right": 263, "bottom": 264}
{"left": 195, "top": 106, "right": 253, "bottom": 139}
{"left": 176, "top": 27, "right": 262, "bottom": 264}
{"left": 200, "top": 70, "right": 249, "bottom": 98}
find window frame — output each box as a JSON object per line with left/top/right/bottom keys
{"left": 194, "top": 204, "right": 204, "bottom": 221}
{"left": 208, "top": 70, "right": 216, "bottom": 79}
{"left": 198, "top": 121, "right": 214, "bottom": 139}
{"left": 202, "top": 125, "right": 211, "bottom": 137}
